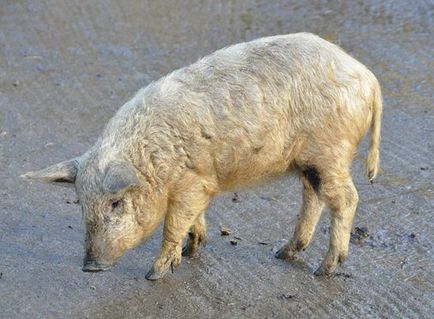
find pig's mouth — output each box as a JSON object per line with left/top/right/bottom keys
{"left": 82, "top": 260, "right": 112, "bottom": 272}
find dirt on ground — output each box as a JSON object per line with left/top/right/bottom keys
{"left": 0, "top": 1, "right": 433, "bottom": 318}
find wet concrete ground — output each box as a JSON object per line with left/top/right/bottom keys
{"left": 1, "top": 1, "right": 433, "bottom": 318}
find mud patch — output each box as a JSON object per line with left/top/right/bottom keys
{"left": 350, "top": 226, "right": 370, "bottom": 244}
{"left": 351, "top": 227, "right": 420, "bottom": 252}
{"left": 232, "top": 193, "right": 240, "bottom": 203}
{"left": 220, "top": 227, "right": 232, "bottom": 236}
{"left": 278, "top": 293, "right": 297, "bottom": 300}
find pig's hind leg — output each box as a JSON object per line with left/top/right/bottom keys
{"left": 275, "top": 170, "right": 324, "bottom": 260}
{"left": 314, "top": 172, "right": 358, "bottom": 276}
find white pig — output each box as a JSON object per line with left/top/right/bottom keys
{"left": 22, "top": 33, "right": 382, "bottom": 280}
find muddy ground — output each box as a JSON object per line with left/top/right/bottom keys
{"left": 1, "top": 1, "right": 433, "bottom": 318}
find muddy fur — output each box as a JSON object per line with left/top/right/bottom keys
{"left": 22, "top": 33, "right": 382, "bottom": 279}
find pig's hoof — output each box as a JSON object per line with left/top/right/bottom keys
{"left": 145, "top": 267, "right": 166, "bottom": 281}
{"left": 182, "top": 233, "right": 206, "bottom": 257}
{"left": 275, "top": 246, "right": 296, "bottom": 260}
{"left": 146, "top": 251, "right": 181, "bottom": 281}
{"left": 313, "top": 265, "right": 335, "bottom": 277}
{"left": 181, "top": 244, "right": 197, "bottom": 257}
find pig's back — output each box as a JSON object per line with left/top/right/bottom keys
{"left": 143, "top": 33, "right": 377, "bottom": 190}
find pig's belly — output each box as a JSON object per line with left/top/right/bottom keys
{"left": 213, "top": 136, "right": 298, "bottom": 190}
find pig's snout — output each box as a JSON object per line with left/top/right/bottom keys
{"left": 82, "top": 260, "right": 111, "bottom": 272}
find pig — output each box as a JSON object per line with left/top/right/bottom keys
{"left": 22, "top": 33, "right": 382, "bottom": 280}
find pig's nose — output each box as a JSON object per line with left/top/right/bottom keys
{"left": 82, "top": 260, "right": 110, "bottom": 272}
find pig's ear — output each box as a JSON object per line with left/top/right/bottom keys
{"left": 21, "top": 158, "right": 80, "bottom": 186}
{"left": 103, "top": 161, "right": 143, "bottom": 194}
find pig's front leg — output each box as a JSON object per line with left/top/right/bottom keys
{"left": 145, "top": 187, "right": 210, "bottom": 280}
{"left": 182, "top": 212, "right": 207, "bottom": 257}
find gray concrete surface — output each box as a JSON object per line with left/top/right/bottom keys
{"left": 1, "top": 1, "right": 433, "bottom": 318}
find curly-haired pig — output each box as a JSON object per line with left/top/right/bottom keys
{"left": 22, "top": 33, "right": 382, "bottom": 280}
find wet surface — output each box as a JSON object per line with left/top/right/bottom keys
{"left": 1, "top": 1, "right": 433, "bottom": 318}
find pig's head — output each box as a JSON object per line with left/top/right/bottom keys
{"left": 22, "top": 155, "right": 167, "bottom": 272}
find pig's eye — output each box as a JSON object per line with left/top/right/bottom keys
{"left": 111, "top": 200, "right": 121, "bottom": 210}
